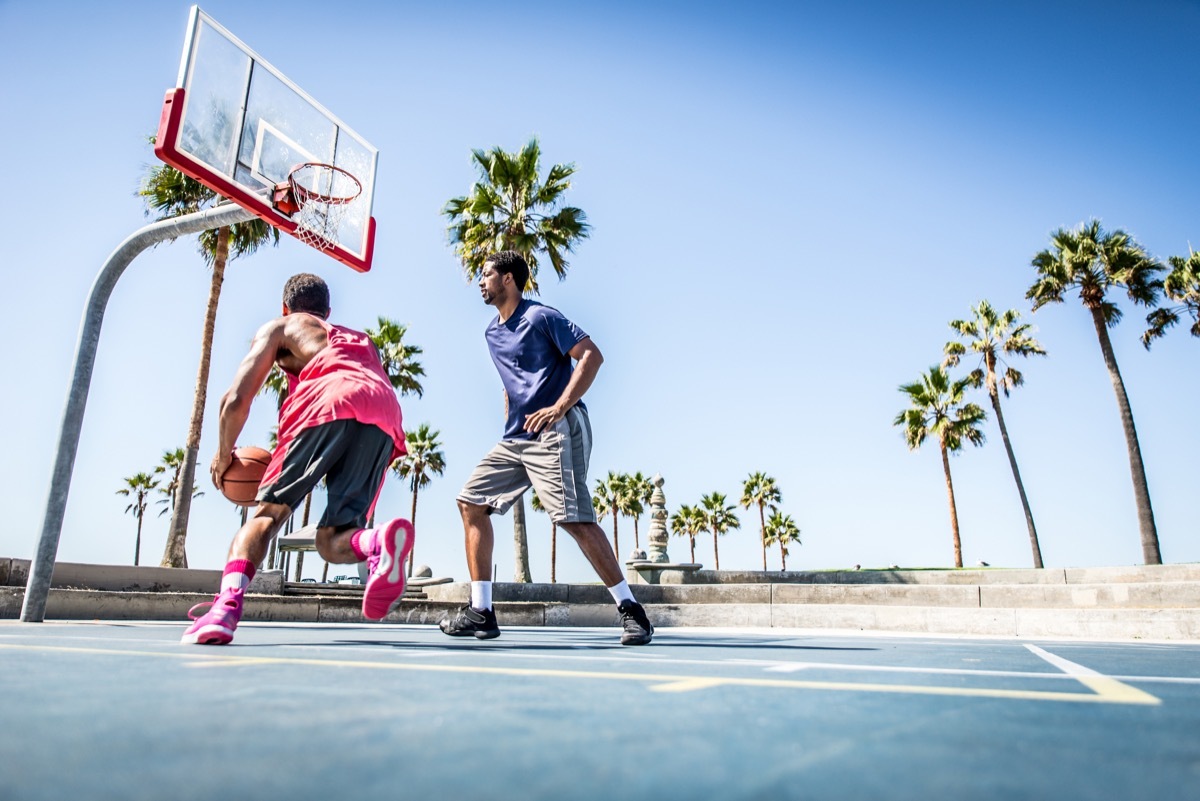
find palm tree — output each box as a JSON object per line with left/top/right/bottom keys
{"left": 443, "top": 137, "right": 590, "bottom": 582}
{"left": 624, "top": 472, "right": 654, "bottom": 551}
{"left": 740, "top": 472, "right": 782, "bottom": 571}
{"left": 669, "top": 504, "right": 704, "bottom": 564}
{"left": 443, "top": 137, "right": 591, "bottom": 293}
{"left": 392, "top": 423, "right": 446, "bottom": 577}
{"left": 944, "top": 301, "right": 1048, "bottom": 568}
{"left": 365, "top": 317, "right": 426, "bottom": 398}
{"left": 364, "top": 317, "right": 425, "bottom": 532}
{"left": 763, "top": 511, "right": 802, "bottom": 571}
{"left": 698, "top": 492, "right": 740, "bottom": 571}
{"left": 140, "top": 150, "right": 279, "bottom": 568}
{"left": 1144, "top": 249, "right": 1200, "bottom": 348}
{"left": 1028, "top": 220, "right": 1165, "bottom": 564}
{"left": 531, "top": 490, "right": 557, "bottom": 584}
{"left": 117, "top": 472, "right": 160, "bottom": 566}
{"left": 894, "top": 366, "right": 987, "bottom": 568}
{"left": 596, "top": 471, "right": 628, "bottom": 559}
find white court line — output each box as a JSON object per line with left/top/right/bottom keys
{"left": 1025, "top": 644, "right": 1161, "bottom": 704}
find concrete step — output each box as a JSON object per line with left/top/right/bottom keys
{"left": 423, "top": 579, "right": 1200, "bottom": 610}
{"left": 5, "top": 587, "right": 1198, "bottom": 642}
{"left": 635, "top": 563, "right": 1200, "bottom": 586}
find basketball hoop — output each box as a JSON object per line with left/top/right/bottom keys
{"left": 272, "top": 162, "right": 362, "bottom": 251}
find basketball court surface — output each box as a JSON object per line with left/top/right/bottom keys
{"left": 2, "top": 621, "right": 1198, "bottom": 800}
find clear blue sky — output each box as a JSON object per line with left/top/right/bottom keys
{"left": 2, "top": 0, "right": 1197, "bottom": 584}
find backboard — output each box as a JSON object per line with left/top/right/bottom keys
{"left": 155, "top": 6, "right": 377, "bottom": 272}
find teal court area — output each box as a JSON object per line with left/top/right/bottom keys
{"left": 2, "top": 622, "right": 1198, "bottom": 801}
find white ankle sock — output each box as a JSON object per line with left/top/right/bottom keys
{"left": 220, "top": 572, "right": 251, "bottom": 592}
{"left": 470, "top": 581, "right": 492, "bottom": 610}
{"left": 607, "top": 580, "right": 635, "bottom": 606}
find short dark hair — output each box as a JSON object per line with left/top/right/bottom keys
{"left": 282, "top": 273, "right": 330, "bottom": 318}
{"left": 485, "top": 251, "right": 530, "bottom": 294}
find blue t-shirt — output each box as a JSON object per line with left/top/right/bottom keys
{"left": 486, "top": 298, "right": 588, "bottom": 440}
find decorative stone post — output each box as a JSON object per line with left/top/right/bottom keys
{"left": 645, "top": 473, "right": 670, "bottom": 563}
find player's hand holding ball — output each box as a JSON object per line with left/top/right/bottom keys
{"left": 215, "top": 446, "right": 272, "bottom": 506}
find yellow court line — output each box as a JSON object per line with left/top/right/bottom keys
{"left": 1024, "top": 644, "right": 1161, "bottom": 706}
{"left": 0, "top": 642, "right": 1161, "bottom": 706}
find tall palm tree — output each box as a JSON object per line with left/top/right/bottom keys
{"left": 443, "top": 137, "right": 591, "bottom": 582}
{"left": 740, "top": 472, "right": 782, "bottom": 571}
{"left": 1143, "top": 249, "right": 1200, "bottom": 348}
{"left": 531, "top": 490, "right": 558, "bottom": 584}
{"left": 894, "top": 366, "right": 987, "bottom": 568}
{"left": 597, "top": 471, "right": 629, "bottom": 559}
{"left": 944, "top": 301, "right": 1047, "bottom": 568}
{"left": 365, "top": 317, "right": 426, "bottom": 398}
{"left": 140, "top": 150, "right": 279, "bottom": 568}
{"left": 154, "top": 447, "right": 204, "bottom": 518}
{"left": 117, "top": 472, "right": 160, "bottom": 566}
{"left": 669, "top": 504, "right": 704, "bottom": 564}
{"left": 443, "top": 137, "right": 591, "bottom": 293}
{"left": 763, "top": 511, "right": 802, "bottom": 571}
{"left": 1028, "top": 220, "right": 1165, "bottom": 564}
{"left": 698, "top": 492, "right": 740, "bottom": 571}
{"left": 364, "top": 317, "right": 425, "bottom": 531}
{"left": 624, "top": 472, "right": 654, "bottom": 551}
{"left": 392, "top": 423, "right": 446, "bottom": 577}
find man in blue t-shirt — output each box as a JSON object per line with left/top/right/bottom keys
{"left": 440, "top": 250, "right": 654, "bottom": 645}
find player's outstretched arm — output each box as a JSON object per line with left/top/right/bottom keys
{"left": 211, "top": 319, "right": 284, "bottom": 489}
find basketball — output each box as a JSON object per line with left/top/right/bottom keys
{"left": 221, "top": 446, "right": 272, "bottom": 506}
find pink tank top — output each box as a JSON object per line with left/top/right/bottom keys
{"left": 267, "top": 320, "right": 406, "bottom": 483}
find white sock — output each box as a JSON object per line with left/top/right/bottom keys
{"left": 220, "top": 571, "right": 251, "bottom": 592}
{"left": 607, "top": 580, "right": 635, "bottom": 606}
{"left": 471, "top": 581, "right": 493, "bottom": 610}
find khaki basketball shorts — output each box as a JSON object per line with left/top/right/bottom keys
{"left": 458, "top": 405, "right": 597, "bottom": 524}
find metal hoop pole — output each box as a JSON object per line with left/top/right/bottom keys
{"left": 20, "top": 202, "right": 258, "bottom": 623}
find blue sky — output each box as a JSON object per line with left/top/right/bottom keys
{"left": 2, "top": 0, "right": 1197, "bottom": 584}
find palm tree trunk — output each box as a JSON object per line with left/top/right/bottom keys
{"left": 940, "top": 439, "right": 963, "bottom": 568}
{"left": 780, "top": 545, "right": 787, "bottom": 572}
{"left": 162, "top": 225, "right": 230, "bottom": 568}
{"left": 689, "top": 535, "right": 696, "bottom": 564}
{"left": 550, "top": 523, "right": 557, "bottom": 584}
{"left": 712, "top": 529, "right": 721, "bottom": 571}
{"left": 134, "top": 513, "right": 143, "bottom": 567}
{"left": 759, "top": 503, "right": 768, "bottom": 571}
{"left": 513, "top": 496, "right": 532, "bottom": 582}
{"left": 611, "top": 512, "right": 620, "bottom": 561}
{"left": 1088, "top": 307, "right": 1161, "bottom": 564}
{"left": 632, "top": 516, "right": 640, "bottom": 550}
{"left": 987, "top": 381, "right": 1043, "bottom": 568}
{"left": 302, "top": 492, "right": 312, "bottom": 526}
{"left": 408, "top": 486, "right": 419, "bottom": 577}
{"left": 294, "top": 551, "right": 304, "bottom": 582}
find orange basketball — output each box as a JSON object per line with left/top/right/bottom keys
{"left": 221, "top": 446, "right": 272, "bottom": 506}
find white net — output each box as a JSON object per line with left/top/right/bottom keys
{"left": 288, "top": 163, "right": 362, "bottom": 252}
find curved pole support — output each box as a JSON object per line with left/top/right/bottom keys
{"left": 20, "top": 203, "right": 258, "bottom": 622}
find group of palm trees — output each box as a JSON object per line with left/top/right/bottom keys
{"left": 896, "top": 220, "right": 1198, "bottom": 569}
{"left": 666, "top": 473, "right": 802, "bottom": 573}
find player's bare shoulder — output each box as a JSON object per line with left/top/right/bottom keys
{"left": 281, "top": 312, "right": 331, "bottom": 363}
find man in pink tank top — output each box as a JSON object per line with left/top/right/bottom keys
{"left": 182, "top": 273, "right": 412, "bottom": 645}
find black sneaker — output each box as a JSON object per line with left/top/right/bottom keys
{"left": 439, "top": 605, "right": 501, "bottom": 639}
{"left": 618, "top": 600, "right": 653, "bottom": 646}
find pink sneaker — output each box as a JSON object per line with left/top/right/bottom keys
{"left": 362, "top": 518, "right": 414, "bottom": 621}
{"left": 181, "top": 587, "right": 245, "bottom": 645}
